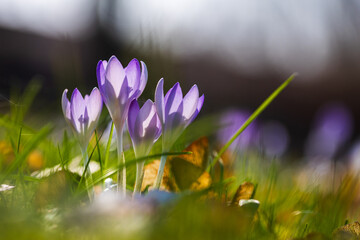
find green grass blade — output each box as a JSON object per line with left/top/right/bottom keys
{"left": 1, "top": 124, "right": 53, "bottom": 181}
{"left": 104, "top": 122, "right": 114, "bottom": 170}
{"left": 207, "top": 73, "right": 296, "bottom": 171}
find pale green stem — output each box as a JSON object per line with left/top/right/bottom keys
{"left": 133, "top": 161, "right": 145, "bottom": 195}
{"left": 116, "top": 126, "right": 126, "bottom": 196}
{"left": 104, "top": 122, "right": 114, "bottom": 170}
{"left": 153, "top": 154, "right": 167, "bottom": 189}
{"left": 81, "top": 146, "right": 94, "bottom": 202}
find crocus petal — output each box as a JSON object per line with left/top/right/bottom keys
{"left": 105, "top": 56, "right": 126, "bottom": 97}
{"left": 145, "top": 111, "right": 161, "bottom": 142}
{"left": 155, "top": 78, "right": 165, "bottom": 123}
{"left": 189, "top": 94, "right": 204, "bottom": 124}
{"left": 154, "top": 113, "right": 162, "bottom": 140}
{"left": 96, "top": 61, "right": 106, "bottom": 87}
{"left": 118, "top": 77, "right": 130, "bottom": 106}
{"left": 165, "top": 82, "right": 183, "bottom": 117}
{"left": 103, "top": 75, "right": 119, "bottom": 114}
{"left": 125, "top": 59, "right": 140, "bottom": 97}
{"left": 128, "top": 99, "right": 140, "bottom": 142}
{"left": 182, "top": 84, "right": 199, "bottom": 120}
{"left": 135, "top": 99, "right": 154, "bottom": 138}
{"left": 138, "top": 61, "right": 148, "bottom": 96}
{"left": 70, "top": 88, "right": 86, "bottom": 133}
{"left": 87, "top": 87, "right": 103, "bottom": 123}
{"left": 61, "top": 89, "right": 71, "bottom": 122}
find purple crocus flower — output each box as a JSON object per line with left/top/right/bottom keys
{"left": 128, "top": 99, "right": 162, "bottom": 193}
{"left": 97, "top": 56, "right": 147, "bottom": 132}
{"left": 153, "top": 78, "right": 204, "bottom": 189}
{"left": 128, "top": 99, "right": 162, "bottom": 158}
{"left": 97, "top": 55, "right": 147, "bottom": 195}
{"left": 155, "top": 78, "right": 204, "bottom": 151}
{"left": 62, "top": 87, "right": 102, "bottom": 201}
{"left": 62, "top": 88, "right": 103, "bottom": 148}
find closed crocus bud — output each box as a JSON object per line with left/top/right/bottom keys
{"left": 128, "top": 99, "right": 162, "bottom": 158}
{"left": 97, "top": 56, "right": 147, "bottom": 131}
{"left": 128, "top": 99, "right": 161, "bottom": 194}
{"left": 61, "top": 88, "right": 103, "bottom": 148}
{"left": 155, "top": 78, "right": 204, "bottom": 151}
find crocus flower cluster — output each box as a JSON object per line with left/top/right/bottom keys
{"left": 61, "top": 55, "right": 204, "bottom": 197}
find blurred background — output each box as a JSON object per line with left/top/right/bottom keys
{"left": 0, "top": 0, "right": 360, "bottom": 161}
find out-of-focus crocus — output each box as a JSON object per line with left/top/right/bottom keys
{"left": 97, "top": 56, "right": 147, "bottom": 195}
{"left": 128, "top": 99, "right": 162, "bottom": 194}
{"left": 217, "top": 109, "right": 259, "bottom": 155}
{"left": 62, "top": 88, "right": 103, "bottom": 149}
{"left": 153, "top": 78, "right": 204, "bottom": 189}
{"left": 305, "top": 103, "right": 353, "bottom": 161}
{"left": 62, "top": 87, "right": 103, "bottom": 201}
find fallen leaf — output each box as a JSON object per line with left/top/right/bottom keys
{"left": 231, "top": 181, "right": 255, "bottom": 205}
{"left": 141, "top": 160, "right": 176, "bottom": 192}
{"left": 293, "top": 232, "right": 329, "bottom": 240}
{"left": 333, "top": 221, "right": 360, "bottom": 239}
{"left": 170, "top": 137, "right": 210, "bottom": 190}
{"left": 189, "top": 171, "right": 212, "bottom": 191}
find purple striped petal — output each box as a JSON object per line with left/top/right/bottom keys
{"left": 155, "top": 78, "right": 165, "bottom": 123}
{"left": 105, "top": 56, "right": 126, "bottom": 97}
{"left": 182, "top": 84, "right": 199, "bottom": 120}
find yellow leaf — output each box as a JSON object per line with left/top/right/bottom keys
{"left": 231, "top": 181, "right": 255, "bottom": 205}
{"left": 190, "top": 171, "right": 212, "bottom": 191}
{"left": 333, "top": 221, "right": 360, "bottom": 239}
{"left": 170, "top": 137, "right": 210, "bottom": 190}
{"left": 141, "top": 160, "right": 176, "bottom": 191}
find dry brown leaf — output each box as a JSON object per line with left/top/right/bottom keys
{"left": 293, "top": 232, "right": 329, "bottom": 240}
{"left": 141, "top": 160, "right": 177, "bottom": 191}
{"left": 333, "top": 221, "right": 360, "bottom": 240}
{"left": 231, "top": 181, "right": 255, "bottom": 205}
{"left": 189, "top": 171, "right": 212, "bottom": 191}
{"left": 170, "top": 137, "right": 209, "bottom": 190}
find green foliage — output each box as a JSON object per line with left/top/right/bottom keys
{"left": 1, "top": 75, "right": 359, "bottom": 239}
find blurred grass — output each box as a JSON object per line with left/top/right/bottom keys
{"left": 0, "top": 79, "right": 359, "bottom": 240}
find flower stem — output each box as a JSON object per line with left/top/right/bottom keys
{"left": 81, "top": 146, "right": 94, "bottom": 202}
{"left": 116, "top": 127, "right": 126, "bottom": 196}
{"left": 153, "top": 154, "right": 167, "bottom": 189}
{"left": 134, "top": 161, "right": 145, "bottom": 195}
